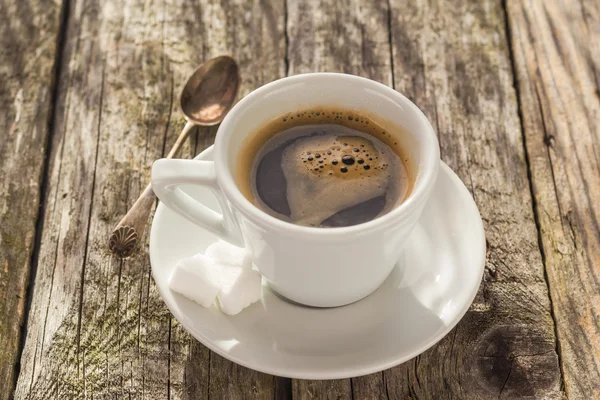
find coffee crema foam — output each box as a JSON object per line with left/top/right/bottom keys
{"left": 236, "top": 108, "right": 413, "bottom": 228}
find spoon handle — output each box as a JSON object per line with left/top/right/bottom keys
{"left": 109, "top": 121, "right": 196, "bottom": 258}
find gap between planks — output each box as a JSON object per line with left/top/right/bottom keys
{"left": 13, "top": 0, "right": 72, "bottom": 395}
{"left": 501, "top": 0, "right": 566, "bottom": 392}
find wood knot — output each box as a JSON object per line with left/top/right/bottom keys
{"left": 467, "top": 325, "right": 560, "bottom": 398}
{"left": 109, "top": 226, "right": 138, "bottom": 258}
{"left": 544, "top": 134, "right": 555, "bottom": 147}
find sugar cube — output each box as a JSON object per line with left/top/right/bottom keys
{"left": 169, "top": 253, "right": 220, "bottom": 308}
{"left": 205, "top": 240, "right": 252, "bottom": 268}
{"left": 216, "top": 265, "right": 262, "bottom": 315}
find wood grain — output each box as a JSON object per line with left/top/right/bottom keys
{"left": 384, "top": 0, "right": 563, "bottom": 398}
{"left": 507, "top": 0, "right": 600, "bottom": 398}
{"left": 14, "top": 0, "right": 286, "bottom": 398}
{"left": 0, "top": 0, "right": 65, "bottom": 398}
{"left": 287, "top": 0, "right": 392, "bottom": 397}
{"left": 15, "top": 0, "right": 179, "bottom": 396}
{"left": 10, "top": 0, "right": 600, "bottom": 398}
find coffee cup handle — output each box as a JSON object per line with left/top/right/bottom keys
{"left": 151, "top": 159, "right": 244, "bottom": 246}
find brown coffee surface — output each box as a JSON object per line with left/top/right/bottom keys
{"left": 236, "top": 108, "right": 412, "bottom": 227}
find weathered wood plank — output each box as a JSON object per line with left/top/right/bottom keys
{"left": 208, "top": 353, "right": 278, "bottom": 399}
{"left": 352, "top": 373, "right": 388, "bottom": 400}
{"left": 292, "top": 380, "right": 351, "bottom": 400}
{"left": 75, "top": 1, "right": 183, "bottom": 394}
{"left": 383, "top": 0, "right": 563, "bottom": 398}
{"left": 159, "top": 1, "right": 212, "bottom": 397}
{"left": 189, "top": 0, "right": 287, "bottom": 399}
{"left": 0, "top": 0, "right": 65, "bottom": 398}
{"left": 15, "top": 0, "right": 181, "bottom": 396}
{"left": 14, "top": 0, "right": 287, "bottom": 398}
{"left": 286, "top": 0, "right": 393, "bottom": 397}
{"left": 507, "top": 0, "right": 600, "bottom": 398}
{"left": 287, "top": 0, "right": 393, "bottom": 84}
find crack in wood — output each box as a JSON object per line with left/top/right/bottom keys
{"left": 498, "top": 358, "right": 513, "bottom": 399}
{"left": 4, "top": 0, "right": 72, "bottom": 398}
{"left": 502, "top": 3, "right": 566, "bottom": 397}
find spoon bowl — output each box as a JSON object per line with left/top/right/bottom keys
{"left": 180, "top": 56, "right": 240, "bottom": 125}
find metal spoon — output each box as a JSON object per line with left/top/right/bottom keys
{"left": 109, "top": 56, "right": 240, "bottom": 258}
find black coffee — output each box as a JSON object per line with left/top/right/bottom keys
{"left": 236, "top": 109, "right": 412, "bottom": 227}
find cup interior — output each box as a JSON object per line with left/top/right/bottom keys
{"left": 214, "top": 73, "right": 439, "bottom": 230}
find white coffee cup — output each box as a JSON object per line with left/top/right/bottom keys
{"left": 151, "top": 73, "right": 440, "bottom": 307}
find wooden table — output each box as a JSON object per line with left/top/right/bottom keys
{"left": 1, "top": 0, "right": 599, "bottom": 398}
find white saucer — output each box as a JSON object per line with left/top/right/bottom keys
{"left": 149, "top": 146, "right": 485, "bottom": 380}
